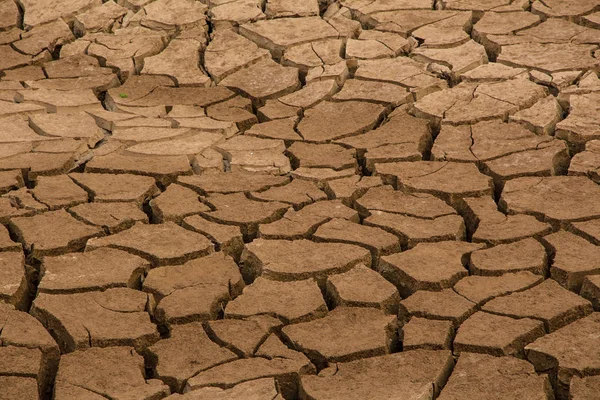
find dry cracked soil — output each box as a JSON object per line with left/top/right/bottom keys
{"left": 0, "top": 0, "right": 600, "bottom": 399}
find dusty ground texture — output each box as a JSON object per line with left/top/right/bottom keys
{"left": 0, "top": 0, "right": 599, "bottom": 399}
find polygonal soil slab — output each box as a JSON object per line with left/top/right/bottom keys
{"left": 336, "top": 107, "right": 432, "bottom": 170}
{"left": 410, "top": 11, "right": 473, "bottom": 48}
{"left": 488, "top": 17, "right": 600, "bottom": 48}
{"left": 265, "top": 0, "right": 319, "bottom": 18}
{"left": 141, "top": 0, "right": 208, "bottom": 31}
{"left": 0, "top": 225, "right": 20, "bottom": 252}
{"left": 0, "top": 152, "right": 75, "bottom": 181}
{"left": 570, "top": 218, "right": 600, "bottom": 246}
{"left": 178, "top": 171, "right": 289, "bottom": 194}
{"left": 530, "top": 0, "right": 599, "bottom": 18}
{"left": 411, "top": 40, "right": 488, "bottom": 81}
{"left": 18, "top": 0, "right": 101, "bottom": 28}
{"left": 83, "top": 26, "right": 167, "bottom": 80}
{"left": 0, "top": 303, "right": 61, "bottom": 395}
{"left": 500, "top": 176, "right": 600, "bottom": 225}
{"left": 453, "top": 272, "right": 543, "bottom": 305}
{"left": 380, "top": 241, "right": 484, "bottom": 297}
{"left": 219, "top": 58, "right": 300, "bottom": 102}
{"left": 332, "top": 79, "right": 412, "bottom": 106}
{"left": 245, "top": 117, "right": 301, "bottom": 142}
{"left": 9, "top": 209, "right": 103, "bottom": 258}
{"left": 282, "top": 307, "right": 397, "bottom": 368}
{"left": 54, "top": 346, "right": 170, "bottom": 399}
{"left": 1, "top": 188, "right": 47, "bottom": 220}
{"left": 402, "top": 318, "right": 454, "bottom": 351}
{"left": 38, "top": 248, "right": 148, "bottom": 294}
{"left": 15, "top": 88, "right": 101, "bottom": 114}
{"left": 0, "top": 345, "right": 45, "bottom": 391}
{"left": 482, "top": 279, "right": 593, "bottom": 332}
{"left": 313, "top": 218, "right": 401, "bottom": 266}
{"left": 432, "top": 120, "right": 563, "bottom": 163}
{"left": 0, "top": 251, "right": 29, "bottom": 309}
{"left": 69, "top": 172, "right": 159, "bottom": 205}
{"left": 482, "top": 141, "right": 569, "bottom": 184}
{"left": 0, "top": 45, "right": 31, "bottom": 73}
{"left": 296, "top": 100, "right": 385, "bottom": 142}
{"left": 225, "top": 277, "right": 327, "bottom": 324}
{"left": 29, "top": 112, "right": 104, "bottom": 147}
{"left": 287, "top": 142, "right": 357, "bottom": 171}
{"left": 277, "top": 80, "right": 338, "bottom": 110}
{"left": 258, "top": 200, "right": 359, "bottom": 240}
{"left": 300, "top": 350, "right": 454, "bottom": 400}
{"left": 148, "top": 322, "right": 237, "bottom": 392}
{"left": 454, "top": 311, "right": 545, "bottom": 357}
{"left": 0, "top": 199, "right": 34, "bottom": 226}
{"left": 343, "top": 0, "right": 435, "bottom": 19}
{"left": 71, "top": 1, "right": 128, "bottom": 35}
{"left": 204, "top": 316, "right": 280, "bottom": 357}
{"left": 214, "top": 135, "right": 291, "bottom": 175}
{"left": 143, "top": 252, "right": 244, "bottom": 325}
{"left": 182, "top": 215, "right": 244, "bottom": 261}
{"left": 208, "top": 0, "right": 266, "bottom": 29}
{"left": 354, "top": 57, "right": 447, "bottom": 100}
{"left": 0, "top": 170, "right": 24, "bottom": 196}
{"left": 0, "top": 116, "right": 58, "bottom": 144}
{"left": 290, "top": 167, "right": 355, "bottom": 183}
{"left": 469, "top": 238, "right": 548, "bottom": 276}
{"left": 30, "top": 288, "right": 159, "bottom": 353}
{"left": 556, "top": 93, "right": 600, "bottom": 150}
{"left": 30, "top": 175, "right": 88, "bottom": 210}
{"left": 177, "top": 378, "right": 280, "bottom": 400}
{"left": 542, "top": 231, "right": 600, "bottom": 292}
{"left": 86, "top": 221, "right": 213, "bottom": 266}
{"left": 355, "top": 185, "right": 457, "bottom": 219}
{"left": 0, "top": 0, "right": 20, "bottom": 31}
{"left": 437, "top": 353, "right": 553, "bottom": 400}
{"left": 149, "top": 184, "right": 210, "bottom": 223}
{"left": 239, "top": 16, "right": 340, "bottom": 58}
{"left": 25, "top": 73, "right": 119, "bottom": 96}
{"left": 185, "top": 334, "right": 314, "bottom": 398}
{"left": 110, "top": 126, "right": 192, "bottom": 143}
{"left": 85, "top": 153, "right": 192, "bottom": 186}
{"left": 412, "top": 79, "right": 547, "bottom": 125}
{"left": 107, "top": 80, "right": 233, "bottom": 109}
{"left": 399, "top": 289, "right": 477, "bottom": 327}
{"left": 325, "top": 265, "right": 400, "bottom": 314}
{"left": 365, "top": 211, "right": 465, "bottom": 249}
{"left": 324, "top": 175, "right": 384, "bottom": 205}
{"left": 240, "top": 239, "right": 371, "bottom": 286}
{"left": 498, "top": 43, "right": 598, "bottom": 73}
{"left": 460, "top": 196, "right": 552, "bottom": 245}
{"left": 142, "top": 38, "right": 210, "bottom": 87}
{"left": 68, "top": 202, "right": 148, "bottom": 234}
{"left": 0, "top": 327, "right": 42, "bottom": 377}
{"left": 201, "top": 193, "right": 289, "bottom": 239}
{"left": 569, "top": 140, "right": 600, "bottom": 183}
{"left": 0, "top": 79, "right": 47, "bottom": 106}
{"left": 471, "top": 11, "right": 540, "bottom": 40}
{"left": 510, "top": 94, "right": 563, "bottom": 136}
{"left": 204, "top": 29, "right": 270, "bottom": 83}
{"left": 526, "top": 312, "right": 600, "bottom": 398}
{"left": 581, "top": 275, "right": 600, "bottom": 310}
{"left": 375, "top": 161, "right": 493, "bottom": 204}
{"left": 249, "top": 179, "right": 327, "bottom": 210}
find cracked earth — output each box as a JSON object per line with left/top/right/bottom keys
{"left": 0, "top": 0, "right": 599, "bottom": 399}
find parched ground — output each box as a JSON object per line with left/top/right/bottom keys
{"left": 0, "top": 0, "right": 600, "bottom": 399}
